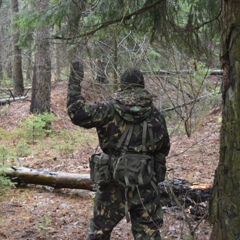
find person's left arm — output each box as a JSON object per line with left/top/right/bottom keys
{"left": 67, "top": 96, "right": 113, "bottom": 129}
{"left": 67, "top": 62, "right": 113, "bottom": 129}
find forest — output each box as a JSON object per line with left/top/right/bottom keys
{"left": 0, "top": 0, "right": 240, "bottom": 239}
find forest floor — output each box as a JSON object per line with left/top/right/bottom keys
{"left": 0, "top": 80, "right": 221, "bottom": 240}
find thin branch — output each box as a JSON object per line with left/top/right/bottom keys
{"left": 162, "top": 91, "right": 221, "bottom": 113}
{"left": 167, "top": 129, "right": 220, "bottom": 159}
{"left": 166, "top": 176, "right": 194, "bottom": 236}
{"left": 169, "top": 6, "right": 222, "bottom": 33}
{"left": 52, "top": 0, "right": 165, "bottom": 40}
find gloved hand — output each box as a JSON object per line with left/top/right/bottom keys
{"left": 67, "top": 61, "right": 85, "bottom": 108}
{"left": 68, "top": 61, "right": 84, "bottom": 90}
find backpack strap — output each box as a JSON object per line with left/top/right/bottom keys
{"left": 142, "top": 121, "right": 147, "bottom": 153}
{"left": 117, "top": 120, "right": 150, "bottom": 153}
{"left": 117, "top": 124, "right": 134, "bottom": 152}
{"left": 124, "top": 188, "right": 131, "bottom": 222}
{"left": 147, "top": 122, "right": 154, "bottom": 150}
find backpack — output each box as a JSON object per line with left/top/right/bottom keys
{"left": 89, "top": 120, "right": 162, "bottom": 222}
{"left": 89, "top": 121, "right": 155, "bottom": 188}
{"left": 112, "top": 121, "right": 155, "bottom": 189}
{"left": 111, "top": 121, "right": 159, "bottom": 222}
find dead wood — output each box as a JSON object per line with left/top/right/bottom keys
{"left": 0, "top": 96, "right": 28, "bottom": 104}
{"left": 2, "top": 167, "right": 212, "bottom": 217}
{"left": 143, "top": 69, "right": 223, "bottom": 76}
{"left": 2, "top": 167, "right": 212, "bottom": 208}
{"left": 162, "top": 92, "right": 220, "bottom": 112}
{"left": 0, "top": 86, "right": 31, "bottom": 104}
{"left": 2, "top": 167, "right": 93, "bottom": 191}
{"left": 159, "top": 178, "right": 212, "bottom": 207}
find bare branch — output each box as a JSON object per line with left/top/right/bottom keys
{"left": 52, "top": 0, "right": 165, "bottom": 40}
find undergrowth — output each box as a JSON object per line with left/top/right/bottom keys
{"left": 0, "top": 112, "right": 98, "bottom": 197}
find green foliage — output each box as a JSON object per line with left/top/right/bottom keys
{"left": 140, "top": 0, "right": 220, "bottom": 61}
{"left": 0, "top": 129, "right": 9, "bottom": 140}
{"left": 36, "top": 215, "right": 52, "bottom": 237}
{"left": 19, "top": 113, "right": 57, "bottom": 144}
{"left": 52, "top": 129, "right": 85, "bottom": 158}
{"left": 14, "top": 142, "right": 32, "bottom": 157}
{"left": 53, "top": 141, "right": 75, "bottom": 158}
{"left": 0, "top": 142, "right": 18, "bottom": 166}
{"left": 0, "top": 167, "right": 16, "bottom": 199}
{"left": 52, "top": 130, "right": 75, "bottom": 157}
{"left": 0, "top": 145, "right": 8, "bottom": 164}
{"left": 12, "top": 0, "right": 221, "bottom": 74}
{"left": 0, "top": 78, "right": 13, "bottom": 88}
{"left": 0, "top": 130, "right": 21, "bottom": 166}
{"left": 217, "top": 117, "right": 222, "bottom": 123}
{"left": 0, "top": 113, "right": 98, "bottom": 165}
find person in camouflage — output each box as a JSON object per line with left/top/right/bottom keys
{"left": 67, "top": 63, "right": 170, "bottom": 240}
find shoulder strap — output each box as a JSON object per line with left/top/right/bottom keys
{"left": 117, "top": 124, "right": 134, "bottom": 151}
{"left": 117, "top": 120, "right": 154, "bottom": 153}
{"left": 141, "top": 121, "right": 155, "bottom": 153}
{"left": 142, "top": 121, "right": 148, "bottom": 153}
{"left": 147, "top": 122, "right": 154, "bottom": 150}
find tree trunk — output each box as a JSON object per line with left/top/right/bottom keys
{"left": 10, "top": 0, "right": 24, "bottom": 96}
{"left": 0, "top": 25, "right": 3, "bottom": 81}
{"left": 30, "top": 0, "right": 51, "bottom": 114}
{"left": 209, "top": 1, "right": 240, "bottom": 239}
{"left": 53, "top": 25, "right": 61, "bottom": 82}
{"left": 26, "top": 48, "right": 33, "bottom": 82}
{"left": 6, "top": 53, "right": 12, "bottom": 79}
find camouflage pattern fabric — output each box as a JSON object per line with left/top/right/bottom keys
{"left": 67, "top": 81, "right": 170, "bottom": 239}
{"left": 67, "top": 86, "right": 170, "bottom": 156}
{"left": 87, "top": 181, "right": 163, "bottom": 240}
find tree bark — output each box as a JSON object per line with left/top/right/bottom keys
{"left": 209, "top": 1, "right": 240, "bottom": 239}
{"left": 10, "top": 0, "right": 24, "bottom": 96}
{"left": 53, "top": 25, "right": 61, "bottom": 82}
{"left": 0, "top": 25, "right": 3, "bottom": 81}
{"left": 30, "top": 0, "right": 51, "bottom": 114}
{"left": 3, "top": 167, "right": 93, "bottom": 191}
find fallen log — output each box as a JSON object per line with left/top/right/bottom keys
{"left": 159, "top": 178, "right": 212, "bottom": 207}
{"left": 0, "top": 96, "right": 28, "bottom": 104}
{"left": 0, "top": 86, "right": 31, "bottom": 104}
{"left": 2, "top": 167, "right": 213, "bottom": 217}
{"left": 2, "top": 167, "right": 213, "bottom": 218}
{"left": 2, "top": 167, "right": 93, "bottom": 191}
{"left": 2, "top": 167, "right": 212, "bottom": 206}
{"left": 142, "top": 69, "right": 223, "bottom": 76}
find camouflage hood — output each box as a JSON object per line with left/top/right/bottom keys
{"left": 112, "top": 87, "right": 153, "bottom": 123}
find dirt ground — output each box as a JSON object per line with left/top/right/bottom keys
{"left": 0, "top": 80, "right": 221, "bottom": 240}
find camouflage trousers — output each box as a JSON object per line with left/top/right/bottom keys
{"left": 86, "top": 181, "right": 163, "bottom": 240}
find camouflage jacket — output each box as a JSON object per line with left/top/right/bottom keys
{"left": 67, "top": 86, "right": 170, "bottom": 156}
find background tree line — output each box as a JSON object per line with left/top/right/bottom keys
{"left": 0, "top": 0, "right": 239, "bottom": 239}
{"left": 0, "top": 0, "right": 220, "bottom": 114}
